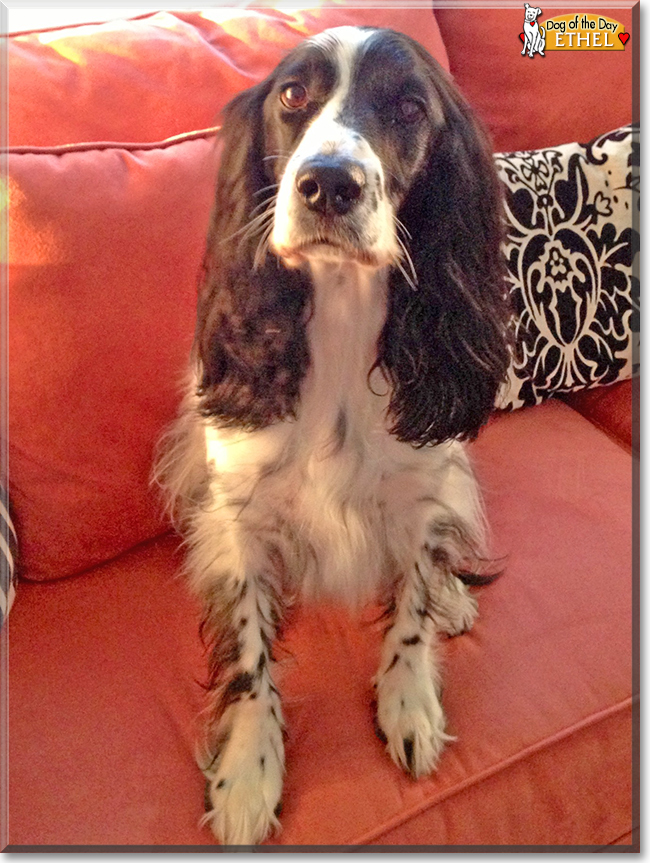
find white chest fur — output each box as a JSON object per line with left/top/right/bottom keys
{"left": 290, "top": 261, "right": 393, "bottom": 599}
{"left": 203, "top": 262, "right": 475, "bottom": 605}
{"left": 299, "top": 260, "right": 390, "bottom": 451}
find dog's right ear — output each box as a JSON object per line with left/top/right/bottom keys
{"left": 203, "top": 83, "right": 273, "bottom": 261}
{"left": 380, "top": 55, "right": 511, "bottom": 447}
{"left": 195, "top": 82, "right": 312, "bottom": 431}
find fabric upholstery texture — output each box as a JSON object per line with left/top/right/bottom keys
{"left": 562, "top": 378, "right": 636, "bottom": 453}
{"left": 8, "top": 134, "right": 219, "bottom": 580}
{"left": 7, "top": 8, "right": 448, "bottom": 148}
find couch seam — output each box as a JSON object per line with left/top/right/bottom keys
{"left": 17, "top": 528, "right": 179, "bottom": 585}
{"left": 559, "top": 394, "right": 633, "bottom": 455}
{"left": 574, "top": 413, "right": 633, "bottom": 455}
{"left": 350, "top": 696, "right": 633, "bottom": 847}
{"left": 4, "top": 9, "right": 172, "bottom": 39}
{"left": 2, "top": 126, "right": 221, "bottom": 156}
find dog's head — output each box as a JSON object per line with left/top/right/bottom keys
{"left": 197, "top": 26, "right": 510, "bottom": 444}
{"left": 267, "top": 26, "right": 440, "bottom": 270}
{"left": 524, "top": 4, "right": 543, "bottom": 23}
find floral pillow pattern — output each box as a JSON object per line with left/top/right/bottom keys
{"left": 495, "top": 125, "right": 639, "bottom": 411}
{"left": 0, "top": 486, "right": 16, "bottom": 627}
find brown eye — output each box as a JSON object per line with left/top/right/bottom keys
{"left": 280, "top": 83, "right": 308, "bottom": 109}
{"left": 399, "top": 99, "right": 424, "bottom": 123}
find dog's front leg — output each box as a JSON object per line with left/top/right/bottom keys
{"left": 198, "top": 562, "right": 285, "bottom": 846}
{"left": 374, "top": 557, "right": 453, "bottom": 777}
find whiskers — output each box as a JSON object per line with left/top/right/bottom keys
{"left": 222, "top": 186, "right": 278, "bottom": 270}
{"left": 262, "top": 153, "right": 291, "bottom": 169}
{"left": 221, "top": 148, "right": 418, "bottom": 286}
{"left": 221, "top": 151, "right": 290, "bottom": 269}
{"left": 253, "top": 209, "right": 276, "bottom": 270}
{"left": 394, "top": 216, "right": 418, "bottom": 291}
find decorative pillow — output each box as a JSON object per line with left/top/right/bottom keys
{"left": 495, "top": 125, "right": 639, "bottom": 411}
{"left": 0, "top": 486, "right": 17, "bottom": 627}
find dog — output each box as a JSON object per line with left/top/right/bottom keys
{"left": 156, "top": 25, "right": 510, "bottom": 845}
{"left": 522, "top": 4, "right": 546, "bottom": 57}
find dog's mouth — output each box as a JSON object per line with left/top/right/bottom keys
{"left": 273, "top": 238, "right": 385, "bottom": 269}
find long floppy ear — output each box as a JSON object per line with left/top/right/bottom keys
{"left": 380, "top": 61, "right": 511, "bottom": 446}
{"left": 195, "top": 81, "right": 311, "bottom": 430}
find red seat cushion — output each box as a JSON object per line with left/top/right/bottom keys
{"left": 8, "top": 401, "right": 633, "bottom": 846}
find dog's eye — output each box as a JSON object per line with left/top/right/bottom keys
{"left": 399, "top": 99, "right": 425, "bottom": 123}
{"left": 280, "top": 84, "right": 309, "bottom": 110}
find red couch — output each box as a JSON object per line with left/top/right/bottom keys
{"left": 5, "top": 5, "right": 638, "bottom": 848}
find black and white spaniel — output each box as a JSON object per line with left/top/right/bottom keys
{"left": 157, "top": 25, "right": 510, "bottom": 845}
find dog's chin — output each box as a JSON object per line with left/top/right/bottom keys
{"left": 273, "top": 240, "right": 387, "bottom": 270}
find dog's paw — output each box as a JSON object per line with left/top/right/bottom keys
{"left": 200, "top": 698, "right": 284, "bottom": 845}
{"left": 430, "top": 575, "right": 478, "bottom": 637}
{"left": 375, "top": 655, "right": 453, "bottom": 778}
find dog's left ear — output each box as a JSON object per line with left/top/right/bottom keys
{"left": 380, "top": 59, "right": 511, "bottom": 447}
{"left": 195, "top": 79, "right": 312, "bottom": 430}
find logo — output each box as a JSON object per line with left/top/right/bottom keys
{"left": 521, "top": 4, "right": 546, "bottom": 58}
{"left": 519, "top": 5, "right": 629, "bottom": 55}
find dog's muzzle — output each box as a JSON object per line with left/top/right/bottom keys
{"left": 295, "top": 157, "right": 367, "bottom": 218}
{"left": 272, "top": 141, "right": 397, "bottom": 269}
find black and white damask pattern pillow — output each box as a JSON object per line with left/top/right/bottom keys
{"left": 0, "top": 485, "right": 16, "bottom": 628}
{"left": 495, "top": 125, "right": 639, "bottom": 411}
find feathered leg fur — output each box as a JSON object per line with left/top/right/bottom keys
{"left": 375, "top": 451, "right": 488, "bottom": 775}
{"left": 375, "top": 557, "right": 453, "bottom": 777}
{"left": 181, "top": 483, "right": 287, "bottom": 846}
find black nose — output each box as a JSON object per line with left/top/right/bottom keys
{"left": 295, "top": 157, "right": 366, "bottom": 216}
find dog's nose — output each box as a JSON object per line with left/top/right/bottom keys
{"left": 295, "top": 157, "right": 366, "bottom": 216}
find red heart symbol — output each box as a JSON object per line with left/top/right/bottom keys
{"left": 519, "top": 32, "right": 525, "bottom": 42}
{"left": 619, "top": 32, "right": 630, "bottom": 44}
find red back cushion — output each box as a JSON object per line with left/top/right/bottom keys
{"left": 8, "top": 8, "right": 448, "bottom": 147}
{"left": 435, "top": 7, "right": 634, "bottom": 152}
{"left": 9, "top": 134, "right": 219, "bottom": 579}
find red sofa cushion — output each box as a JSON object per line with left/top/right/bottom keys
{"left": 562, "top": 379, "right": 636, "bottom": 453}
{"left": 8, "top": 8, "right": 448, "bottom": 147}
{"left": 8, "top": 134, "right": 219, "bottom": 580}
{"left": 8, "top": 401, "right": 633, "bottom": 846}
{"left": 435, "top": 7, "right": 635, "bottom": 152}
